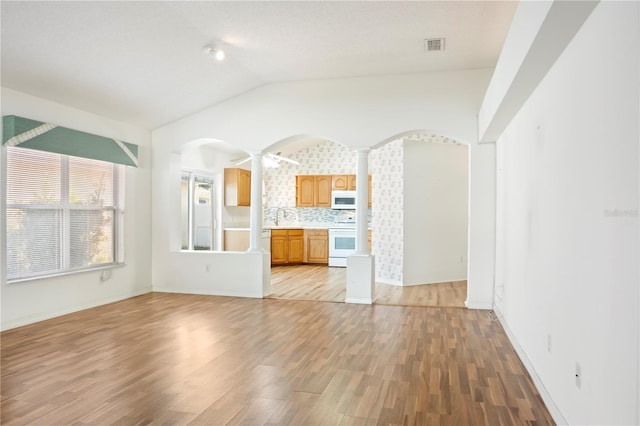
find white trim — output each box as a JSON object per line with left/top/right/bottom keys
{"left": 112, "top": 139, "right": 139, "bottom": 166}
{"left": 0, "top": 288, "right": 150, "bottom": 331}
{"left": 465, "top": 300, "right": 493, "bottom": 310}
{"left": 493, "top": 306, "right": 568, "bottom": 425}
{"left": 402, "top": 278, "right": 468, "bottom": 287}
{"left": 153, "top": 287, "right": 263, "bottom": 299}
{"left": 345, "top": 297, "right": 372, "bottom": 304}
{"left": 5, "top": 123, "right": 57, "bottom": 147}
{"left": 376, "top": 278, "right": 403, "bottom": 286}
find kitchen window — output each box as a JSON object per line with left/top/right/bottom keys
{"left": 5, "top": 146, "right": 123, "bottom": 282}
{"left": 181, "top": 172, "right": 215, "bottom": 250}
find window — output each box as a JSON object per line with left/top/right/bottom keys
{"left": 181, "top": 172, "right": 215, "bottom": 250}
{"left": 6, "top": 146, "right": 123, "bottom": 281}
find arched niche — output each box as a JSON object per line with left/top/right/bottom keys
{"left": 178, "top": 138, "right": 249, "bottom": 252}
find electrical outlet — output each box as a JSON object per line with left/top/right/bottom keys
{"left": 547, "top": 334, "right": 551, "bottom": 353}
{"left": 205, "top": 264, "right": 211, "bottom": 272}
{"left": 575, "top": 363, "right": 581, "bottom": 388}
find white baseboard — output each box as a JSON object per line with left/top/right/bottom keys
{"left": 153, "top": 286, "right": 263, "bottom": 299}
{"left": 1, "top": 288, "right": 151, "bottom": 331}
{"left": 345, "top": 297, "right": 373, "bottom": 305}
{"left": 375, "top": 278, "right": 403, "bottom": 286}
{"left": 465, "top": 300, "right": 494, "bottom": 310}
{"left": 493, "top": 306, "right": 568, "bottom": 425}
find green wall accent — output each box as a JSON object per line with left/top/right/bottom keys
{"left": 2, "top": 115, "right": 138, "bottom": 167}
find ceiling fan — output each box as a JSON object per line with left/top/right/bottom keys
{"left": 234, "top": 152, "right": 300, "bottom": 168}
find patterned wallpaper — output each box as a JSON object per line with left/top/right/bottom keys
{"left": 370, "top": 139, "right": 404, "bottom": 284}
{"left": 262, "top": 135, "right": 455, "bottom": 285}
{"left": 264, "top": 140, "right": 357, "bottom": 208}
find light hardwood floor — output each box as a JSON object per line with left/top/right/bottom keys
{"left": 1, "top": 293, "right": 554, "bottom": 425}
{"left": 270, "top": 265, "right": 467, "bottom": 308}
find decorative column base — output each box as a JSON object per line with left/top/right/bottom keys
{"left": 346, "top": 254, "right": 375, "bottom": 304}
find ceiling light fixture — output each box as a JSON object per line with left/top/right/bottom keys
{"left": 234, "top": 152, "right": 300, "bottom": 168}
{"left": 202, "top": 44, "right": 225, "bottom": 61}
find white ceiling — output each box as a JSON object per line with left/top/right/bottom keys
{"left": 1, "top": 1, "right": 517, "bottom": 130}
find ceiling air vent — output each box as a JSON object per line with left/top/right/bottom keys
{"left": 425, "top": 38, "right": 445, "bottom": 52}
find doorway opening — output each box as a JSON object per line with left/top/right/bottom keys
{"left": 264, "top": 131, "right": 469, "bottom": 309}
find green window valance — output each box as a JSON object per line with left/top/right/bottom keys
{"left": 2, "top": 115, "right": 138, "bottom": 167}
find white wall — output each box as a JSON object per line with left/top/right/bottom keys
{"left": 0, "top": 88, "right": 152, "bottom": 330}
{"left": 466, "top": 143, "right": 496, "bottom": 309}
{"left": 494, "top": 2, "right": 639, "bottom": 424}
{"left": 404, "top": 141, "right": 468, "bottom": 285}
{"left": 152, "top": 70, "right": 493, "bottom": 298}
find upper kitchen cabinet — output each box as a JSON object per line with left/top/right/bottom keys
{"left": 348, "top": 175, "right": 357, "bottom": 190}
{"left": 296, "top": 175, "right": 331, "bottom": 207}
{"left": 331, "top": 174, "right": 371, "bottom": 206}
{"left": 224, "top": 168, "right": 251, "bottom": 206}
{"left": 331, "top": 174, "right": 357, "bottom": 190}
{"left": 296, "top": 175, "right": 315, "bottom": 207}
{"left": 316, "top": 175, "right": 332, "bottom": 207}
{"left": 332, "top": 175, "right": 348, "bottom": 190}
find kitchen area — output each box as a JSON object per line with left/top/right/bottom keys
{"left": 223, "top": 167, "right": 372, "bottom": 269}
{"left": 183, "top": 135, "right": 469, "bottom": 306}
{"left": 218, "top": 139, "right": 372, "bottom": 304}
{"left": 184, "top": 133, "right": 468, "bottom": 288}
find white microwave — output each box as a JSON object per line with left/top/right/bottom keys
{"left": 331, "top": 190, "right": 357, "bottom": 209}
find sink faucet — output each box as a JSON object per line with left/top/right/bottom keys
{"left": 275, "top": 208, "right": 287, "bottom": 226}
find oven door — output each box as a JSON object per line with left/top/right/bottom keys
{"left": 329, "top": 228, "right": 356, "bottom": 267}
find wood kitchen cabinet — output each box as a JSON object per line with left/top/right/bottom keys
{"left": 296, "top": 175, "right": 315, "bottom": 207}
{"left": 304, "top": 229, "right": 328, "bottom": 264}
{"left": 315, "top": 176, "right": 332, "bottom": 207}
{"left": 224, "top": 168, "right": 251, "bottom": 206}
{"left": 298, "top": 174, "right": 371, "bottom": 207}
{"left": 332, "top": 175, "right": 349, "bottom": 190}
{"left": 271, "top": 229, "right": 304, "bottom": 265}
{"left": 332, "top": 174, "right": 356, "bottom": 190}
{"left": 296, "top": 175, "right": 331, "bottom": 208}
{"left": 348, "top": 175, "right": 357, "bottom": 190}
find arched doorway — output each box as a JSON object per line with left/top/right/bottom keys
{"left": 260, "top": 135, "right": 355, "bottom": 303}
{"left": 371, "top": 131, "right": 468, "bottom": 307}
{"left": 259, "top": 131, "right": 469, "bottom": 308}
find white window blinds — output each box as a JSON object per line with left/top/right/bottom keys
{"left": 6, "top": 146, "right": 122, "bottom": 281}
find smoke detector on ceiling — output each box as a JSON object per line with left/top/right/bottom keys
{"left": 425, "top": 38, "right": 445, "bottom": 52}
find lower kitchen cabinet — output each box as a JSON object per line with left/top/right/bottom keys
{"left": 271, "top": 229, "right": 304, "bottom": 265}
{"left": 304, "top": 229, "right": 328, "bottom": 264}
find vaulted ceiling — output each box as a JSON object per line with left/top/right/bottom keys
{"left": 1, "top": 1, "right": 517, "bottom": 130}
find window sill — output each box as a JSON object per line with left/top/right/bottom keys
{"left": 7, "top": 263, "right": 126, "bottom": 285}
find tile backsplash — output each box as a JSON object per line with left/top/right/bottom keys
{"left": 264, "top": 207, "right": 362, "bottom": 226}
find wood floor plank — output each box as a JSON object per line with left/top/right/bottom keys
{"left": 1, "top": 293, "right": 554, "bottom": 425}
{"left": 269, "top": 264, "right": 467, "bottom": 308}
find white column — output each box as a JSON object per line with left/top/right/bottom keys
{"left": 346, "top": 147, "right": 374, "bottom": 305}
{"left": 355, "top": 147, "right": 369, "bottom": 254}
{"left": 249, "top": 151, "right": 263, "bottom": 252}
